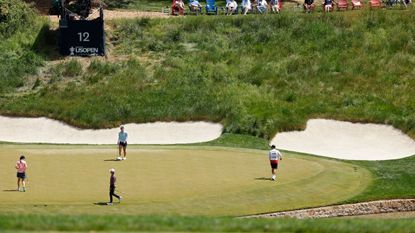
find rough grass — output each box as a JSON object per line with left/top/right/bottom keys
{"left": 2, "top": 9, "right": 415, "bottom": 140}
{"left": 0, "top": 214, "right": 414, "bottom": 232}
{"left": 0, "top": 0, "right": 44, "bottom": 94}
{"left": 348, "top": 155, "right": 415, "bottom": 202}
{"left": 0, "top": 0, "right": 37, "bottom": 37}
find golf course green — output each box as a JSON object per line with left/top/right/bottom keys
{"left": 1, "top": 1, "right": 415, "bottom": 231}
{"left": 0, "top": 145, "right": 370, "bottom": 216}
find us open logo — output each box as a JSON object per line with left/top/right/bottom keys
{"left": 69, "top": 46, "right": 99, "bottom": 56}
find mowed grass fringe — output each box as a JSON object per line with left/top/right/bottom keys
{"left": 0, "top": 214, "right": 415, "bottom": 232}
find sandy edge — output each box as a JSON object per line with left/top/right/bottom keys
{"left": 243, "top": 199, "right": 415, "bottom": 219}
{"left": 0, "top": 116, "right": 223, "bottom": 145}
{"left": 272, "top": 119, "right": 415, "bottom": 161}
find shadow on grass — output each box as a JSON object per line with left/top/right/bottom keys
{"left": 33, "top": 204, "right": 48, "bottom": 207}
{"left": 2, "top": 189, "right": 19, "bottom": 192}
{"left": 32, "top": 24, "right": 62, "bottom": 61}
{"left": 104, "top": 159, "right": 121, "bottom": 162}
{"left": 94, "top": 202, "right": 109, "bottom": 206}
{"left": 94, "top": 202, "right": 119, "bottom": 206}
{"left": 254, "top": 177, "right": 272, "bottom": 181}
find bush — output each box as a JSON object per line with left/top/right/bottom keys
{"left": 0, "top": 0, "right": 36, "bottom": 38}
{"left": 0, "top": 0, "right": 44, "bottom": 94}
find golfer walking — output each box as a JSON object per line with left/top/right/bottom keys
{"left": 118, "top": 125, "right": 128, "bottom": 160}
{"left": 15, "top": 155, "right": 28, "bottom": 192}
{"left": 108, "top": 168, "right": 122, "bottom": 205}
{"left": 269, "top": 145, "right": 282, "bottom": 181}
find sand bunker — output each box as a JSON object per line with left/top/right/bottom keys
{"left": 271, "top": 119, "right": 415, "bottom": 160}
{"left": 0, "top": 116, "right": 222, "bottom": 144}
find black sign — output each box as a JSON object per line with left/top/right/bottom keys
{"left": 59, "top": 17, "right": 105, "bottom": 56}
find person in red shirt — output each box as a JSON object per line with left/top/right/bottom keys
{"left": 15, "top": 155, "right": 28, "bottom": 192}
{"left": 108, "top": 168, "right": 122, "bottom": 205}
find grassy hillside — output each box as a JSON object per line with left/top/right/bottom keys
{"left": 2, "top": 9, "right": 414, "bottom": 140}
{"left": 0, "top": 0, "right": 44, "bottom": 94}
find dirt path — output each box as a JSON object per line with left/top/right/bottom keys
{"left": 46, "top": 9, "right": 169, "bottom": 23}
{"left": 103, "top": 9, "right": 169, "bottom": 19}
{"left": 244, "top": 199, "right": 415, "bottom": 219}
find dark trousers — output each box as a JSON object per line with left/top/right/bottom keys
{"left": 109, "top": 186, "right": 120, "bottom": 203}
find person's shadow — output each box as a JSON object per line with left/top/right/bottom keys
{"left": 94, "top": 202, "right": 109, "bottom": 206}
{"left": 94, "top": 202, "right": 119, "bottom": 206}
{"left": 254, "top": 177, "right": 272, "bottom": 181}
{"left": 3, "top": 189, "right": 19, "bottom": 192}
{"left": 103, "top": 159, "right": 121, "bottom": 162}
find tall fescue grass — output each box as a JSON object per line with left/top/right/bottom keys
{"left": 0, "top": 0, "right": 36, "bottom": 37}
{"left": 2, "top": 9, "right": 415, "bottom": 140}
{"left": 0, "top": 0, "right": 44, "bottom": 93}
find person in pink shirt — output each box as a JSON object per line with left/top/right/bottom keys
{"left": 15, "top": 155, "right": 27, "bottom": 192}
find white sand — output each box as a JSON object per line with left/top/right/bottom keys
{"left": 271, "top": 119, "right": 415, "bottom": 160}
{"left": 0, "top": 116, "right": 222, "bottom": 145}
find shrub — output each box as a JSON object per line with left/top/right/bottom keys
{"left": 0, "top": 0, "right": 36, "bottom": 38}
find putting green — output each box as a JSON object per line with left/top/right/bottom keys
{"left": 0, "top": 145, "right": 371, "bottom": 216}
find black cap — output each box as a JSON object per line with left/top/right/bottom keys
{"left": 271, "top": 145, "right": 276, "bottom": 149}
{"left": 20, "top": 155, "right": 25, "bottom": 160}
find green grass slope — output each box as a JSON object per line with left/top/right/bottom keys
{"left": 0, "top": 0, "right": 44, "bottom": 93}
{"left": 349, "top": 155, "right": 415, "bottom": 202}
{"left": 2, "top": 9, "right": 415, "bottom": 141}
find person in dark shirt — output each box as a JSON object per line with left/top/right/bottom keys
{"left": 323, "top": 0, "right": 333, "bottom": 12}
{"left": 304, "top": 0, "right": 315, "bottom": 13}
{"left": 108, "top": 168, "right": 122, "bottom": 205}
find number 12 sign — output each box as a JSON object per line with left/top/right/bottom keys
{"left": 59, "top": 17, "right": 105, "bottom": 56}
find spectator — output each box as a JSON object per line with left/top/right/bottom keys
{"left": 304, "top": 0, "right": 315, "bottom": 13}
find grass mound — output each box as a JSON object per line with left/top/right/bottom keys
{"left": 0, "top": 0, "right": 44, "bottom": 94}
{"left": 3, "top": 9, "right": 415, "bottom": 140}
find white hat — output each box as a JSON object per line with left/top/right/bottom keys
{"left": 109, "top": 168, "right": 115, "bottom": 173}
